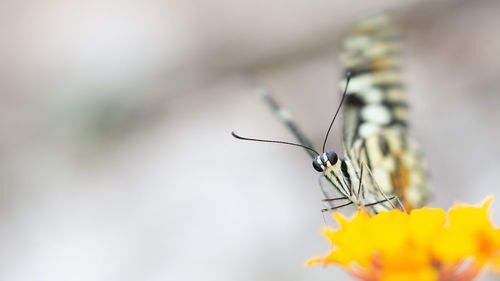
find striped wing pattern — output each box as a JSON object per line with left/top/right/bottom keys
{"left": 338, "top": 15, "right": 428, "bottom": 210}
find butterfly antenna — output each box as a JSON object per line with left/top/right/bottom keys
{"left": 232, "top": 132, "right": 320, "bottom": 156}
{"left": 322, "top": 72, "right": 352, "bottom": 153}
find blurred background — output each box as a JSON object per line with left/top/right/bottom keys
{"left": 1, "top": 0, "right": 499, "bottom": 280}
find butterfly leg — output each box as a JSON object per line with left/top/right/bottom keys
{"left": 322, "top": 196, "right": 349, "bottom": 202}
{"left": 357, "top": 163, "right": 364, "bottom": 197}
{"left": 359, "top": 162, "right": 406, "bottom": 212}
{"left": 321, "top": 201, "right": 354, "bottom": 213}
{"left": 395, "top": 196, "right": 407, "bottom": 213}
{"left": 363, "top": 196, "right": 397, "bottom": 208}
{"left": 360, "top": 161, "right": 397, "bottom": 210}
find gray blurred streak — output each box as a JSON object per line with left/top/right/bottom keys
{"left": 0, "top": 0, "right": 499, "bottom": 281}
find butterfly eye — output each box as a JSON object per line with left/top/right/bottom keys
{"left": 325, "top": 151, "right": 338, "bottom": 165}
{"left": 312, "top": 157, "right": 324, "bottom": 172}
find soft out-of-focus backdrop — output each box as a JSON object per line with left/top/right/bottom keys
{"left": 1, "top": 0, "right": 499, "bottom": 280}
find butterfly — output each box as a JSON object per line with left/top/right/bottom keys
{"left": 233, "top": 15, "right": 429, "bottom": 215}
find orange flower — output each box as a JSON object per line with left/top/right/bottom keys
{"left": 307, "top": 197, "right": 500, "bottom": 281}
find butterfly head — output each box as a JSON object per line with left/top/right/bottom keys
{"left": 313, "top": 151, "right": 338, "bottom": 172}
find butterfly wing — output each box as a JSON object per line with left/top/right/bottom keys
{"left": 351, "top": 129, "right": 428, "bottom": 210}
{"left": 340, "top": 15, "right": 429, "bottom": 209}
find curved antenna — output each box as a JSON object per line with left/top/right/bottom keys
{"left": 321, "top": 72, "right": 352, "bottom": 153}
{"left": 232, "top": 131, "right": 320, "bottom": 156}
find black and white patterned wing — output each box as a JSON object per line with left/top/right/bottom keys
{"left": 340, "top": 15, "right": 429, "bottom": 209}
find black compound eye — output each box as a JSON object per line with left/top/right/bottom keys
{"left": 312, "top": 157, "right": 324, "bottom": 172}
{"left": 325, "top": 151, "right": 338, "bottom": 165}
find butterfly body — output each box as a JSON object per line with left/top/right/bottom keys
{"left": 316, "top": 151, "right": 397, "bottom": 214}
{"left": 234, "top": 15, "right": 428, "bottom": 215}
{"left": 337, "top": 16, "right": 428, "bottom": 210}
